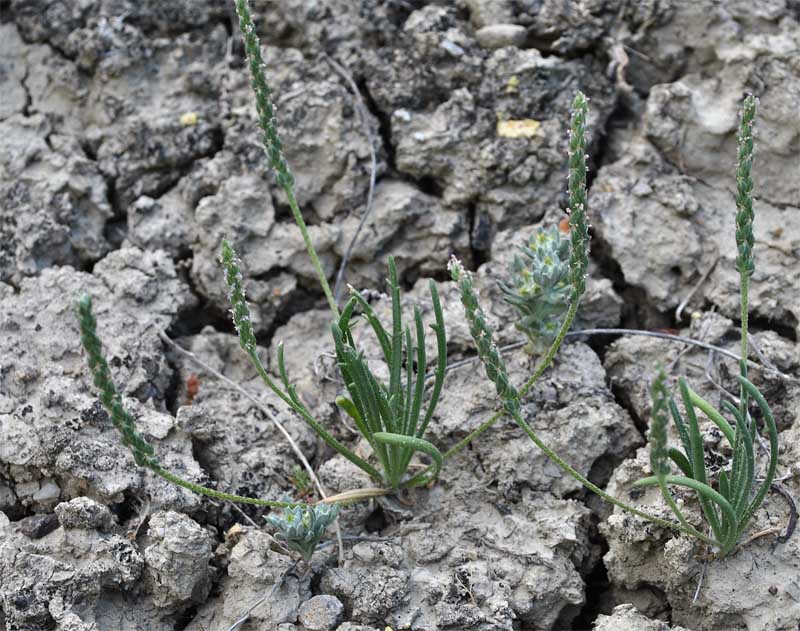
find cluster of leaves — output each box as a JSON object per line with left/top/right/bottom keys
{"left": 333, "top": 257, "right": 447, "bottom": 490}
{"left": 75, "top": 0, "right": 780, "bottom": 562}
{"left": 637, "top": 369, "right": 777, "bottom": 556}
{"left": 499, "top": 226, "right": 572, "bottom": 354}
{"left": 266, "top": 503, "right": 340, "bottom": 560}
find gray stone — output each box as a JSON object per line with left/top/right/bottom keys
{"left": 298, "top": 595, "right": 345, "bottom": 631}
{"left": 55, "top": 497, "right": 114, "bottom": 531}
{"left": 595, "top": 604, "right": 691, "bottom": 631}
{"left": 143, "top": 511, "right": 214, "bottom": 610}
{"left": 475, "top": 24, "right": 527, "bottom": 49}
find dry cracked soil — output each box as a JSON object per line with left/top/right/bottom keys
{"left": 1, "top": 1, "right": 799, "bottom": 630}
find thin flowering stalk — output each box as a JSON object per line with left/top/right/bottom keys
{"left": 444, "top": 91, "right": 591, "bottom": 459}
{"left": 448, "top": 258, "right": 715, "bottom": 541}
{"left": 220, "top": 240, "right": 382, "bottom": 482}
{"left": 734, "top": 95, "right": 757, "bottom": 419}
{"left": 634, "top": 96, "right": 781, "bottom": 557}
{"left": 76, "top": 294, "right": 297, "bottom": 509}
{"left": 232, "top": 0, "right": 339, "bottom": 318}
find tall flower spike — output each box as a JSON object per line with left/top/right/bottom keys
{"left": 233, "top": 0, "right": 294, "bottom": 190}
{"left": 221, "top": 239, "right": 257, "bottom": 354}
{"left": 76, "top": 294, "right": 156, "bottom": 467}
{"left": 735, "top": 95, "right": 757, "bottom": 277}
{"left": 567, "top": 91, "right": 590, "bottom": 303}
{"left": 649, "top": 367, "right": 671, "bottom": 480}
{"left": 448, "top": 257, "right": 520, "bottom": 416}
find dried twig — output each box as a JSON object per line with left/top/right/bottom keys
{"left": 325, "top": 53, "right": 378, "bottom": 304}
{"left": 692, "top": 544, "right": 710, "bottom": 605}
{"left": 675, "top": 255, "right": 719, "bottom": 322}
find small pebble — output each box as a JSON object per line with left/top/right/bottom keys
{"left": 475, "top": 24, "right": 527, "bottom": 49}
{"left": 298, "top": 594, "right": 344, "bottom": 631}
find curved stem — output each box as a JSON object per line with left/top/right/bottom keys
{"left": 443, "top": 410, "right": 503, "bottom": 459}
{"left": 442, "top": 299, "right": 581, "bottom": 461}
{"left": 509, "top": 410, "right": 719, "bottom": 544}
{"left": 150, "top": 463, "right": 297, "bottom": 508}
{"left": 520, "top": 299, "right": 581, "bottom": 398}
{"left": 657, "top": 481, "right": 719, "bottom": 547}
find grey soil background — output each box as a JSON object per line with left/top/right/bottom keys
{"left": 1, "top": 1, "right": 798, "bottom": 630}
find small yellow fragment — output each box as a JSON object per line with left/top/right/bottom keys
{"left": 497, "top": 119, "right": 541, "bottom": 139}
{"left": 180, "top": 111, "right": 199, "bottom": 126}
{"left": 506, "top": 74, "right": 519, "bottom": 94}
{"left": 225, "top": 523, "right": 244, "bottom": 540}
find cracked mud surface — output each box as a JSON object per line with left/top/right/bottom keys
{"left": 1, "top": 2, "right": 798, "bottom": 630}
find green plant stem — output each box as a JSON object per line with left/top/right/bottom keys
{"left": 739, "top": 273, "right": 750, "bottom": 419}
{"left": 150, "top": 463, "right": 296, "bottom": 508}
{"left": 286, "top": 187, "right": 339, "bottom": 318}
{"left": 658, "top": 482, "right": 716, "bottom": 547}
{"left": 247, "top": 347, "right": 382, "bottom": 482}
{"left": 232, "top": 0, "right": 338, "bottom": 319}
{"left": 509, "top": 408, "right": 720, "bottom": 546}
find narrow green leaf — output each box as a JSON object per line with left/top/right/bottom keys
{"left": 687, "top": 387, "right": 736, "bottom": 445}
{"left": 736, "top": 377, "right": 779, "bottom": 539}
{"left": 347, "top": 290, "right": 392, "bottom": 362}
{"left": 635, "top": 474, "right": 738, "bottom": 539}
{"left": 407, "top": 307, "right": 427, "bottom": 439}
{"left": 668, "top": 448, "right": 693, "bottom": 477}
{"left": 719, "top": 470, "right": 731, "bottom": 500}
{"left": 402, "top": 326, "right": 413, "bottom": 437}
{"left": 388, "top": 256, "right": 403, "bottom": 423}
{"left": 679, "top": 379, "right": 723, "bottom": 540}
{"left": 417, "top": 280, "right": 447, "bottom": 438}
{"left": 669, "top": 398, "right": 692, "bottom": 464}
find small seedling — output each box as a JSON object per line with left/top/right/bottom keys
{"left": 288, "top": 466, "right": 314, "bottom": 500}
{"left": 634, "top": 96, "right": 779, "bottom": 556}
{"left": 266, "top": 502, "right": 340, "bottom": 560}
{"left": 499, "top": 226, "right": 572, "bottom": 354}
